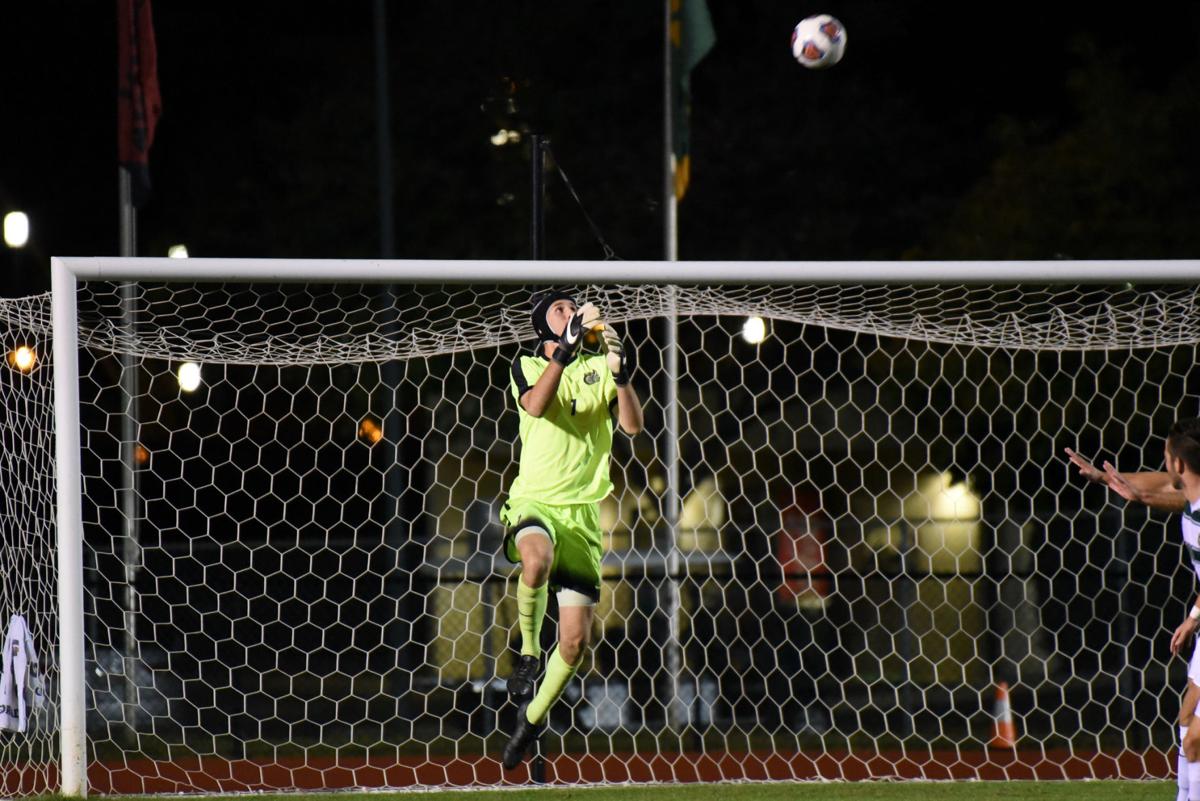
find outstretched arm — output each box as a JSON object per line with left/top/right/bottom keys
{"left": 1101, "top": 462, "right": 1187, "bottom": 512}
{"left": 1063, "top": 447, "right": 1186, "bottom": 512}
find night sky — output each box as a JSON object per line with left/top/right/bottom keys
{"left": 3, "top": 1, "right": 1200, "bottom": 299}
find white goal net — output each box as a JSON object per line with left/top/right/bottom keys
{"left": 4, "top": 259, "right": 1200, "bottom": 793}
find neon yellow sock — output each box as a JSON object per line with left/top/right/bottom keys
{"left": 516, "top": 580, "right": 548, "bottom": 658}
{"left": 526, "top": 647, "right": 579, "bottom": 725}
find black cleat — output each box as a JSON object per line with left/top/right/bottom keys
{"left": 506, "top": 654, "right": 540, "bottom": 703}
{"left": 502, "top": 702, "right": 544, "bottom": 771}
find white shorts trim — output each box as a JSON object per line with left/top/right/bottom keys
{"left": 557, "top": 588, "right": 596, "bottom": 608}
{"left": 514, "top": 525, "right": 551, "bottom": 546}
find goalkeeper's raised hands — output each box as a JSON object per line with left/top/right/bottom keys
{"left": 552, "top": 302, "right": 601, "bottom": 366}
{"left": 600, "top": 325, "right": 630, "bottom": 386}
{"left": 593, "top": 315, "right": 641, "bottom": 434}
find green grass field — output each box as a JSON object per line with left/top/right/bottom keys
{"left": 133, "top": 782, "right": 1176, "bottom": 801}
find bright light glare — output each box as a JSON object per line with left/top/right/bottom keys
{"left": 489, "top": 129, "right": 521, "bottom": 146}
{"left": 177, "top": 362, "right": 202, "bottom": 392}
{"left": 4, "top": 212, "right": 29, "bottom": 248}
{"left": 741, "top": 316, "right": 767, "bottom": 344}
{"left": 359, "top": 418, "right": 384, "bottom": 445}
{"left": 8, "top": 346, "right": 36, "bottom": 372}
{"left": 168, "top": 244, "right": 189, "bottom": 258}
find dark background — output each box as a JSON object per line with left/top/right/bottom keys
{"left": 4, "top": 2, "right": 1200, "bottom": 771}
{"left": 3, "top": 1, "right": 1200, "bottom": 298}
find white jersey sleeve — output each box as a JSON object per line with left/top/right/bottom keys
{"left": 1182, "top": 501, "right": 1200, "bottom": 583}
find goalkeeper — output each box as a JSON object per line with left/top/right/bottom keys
{"left": 497, "top": 289, "right": 643, "bottom": 771}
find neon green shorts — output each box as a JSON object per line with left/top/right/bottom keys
{"left": 499, "top": 498, "right": 602, "bottom": 602}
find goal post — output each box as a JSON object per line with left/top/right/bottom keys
{"left": 52, "top": 260, "right": 87, "bottom": 798}
{"left": 32, "top": 257, "right": 1200, "bottom": 795}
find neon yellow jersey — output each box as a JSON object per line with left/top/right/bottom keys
{"left": 507, "top": 351, "right": 618, "bottom": 506}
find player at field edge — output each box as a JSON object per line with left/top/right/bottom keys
{"left": 497, "top": 289, "right": 644, "bottom": 772}
{"left": 1066, "top": 423, "right": 1200, "bottom": 801}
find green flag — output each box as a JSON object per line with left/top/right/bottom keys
{"left": 671, "top": 0, "right": 716, "bottom": 200}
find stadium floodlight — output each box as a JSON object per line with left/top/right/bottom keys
{"left": 176, "top": 361, "right": 202, "bottom": 392}
{"left": 25, "top": 256, "right": 1200, "bottom": 797}
{"left": 167, "top": 244, "right": 189, "bottom": 258}
{"left": 741, "top": 315, "right": 767, "bottom": 344}
{"left": 7, "top": 345, "right": 36, "bottom": 372}
{"left": 3, "top": 211, "right": 29, "bottom": 248}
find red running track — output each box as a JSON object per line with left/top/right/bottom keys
{"left": 22, "top": 748, "right": 1163, "bottom": 794}
{"left": 0, "top": 748, "right": 1175, "bottom": 795}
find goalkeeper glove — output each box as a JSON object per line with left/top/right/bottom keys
{"left": 552, "top": 302, "right": 601, "bottom": 366}
{"left": 601, "top": 325, "right": 630, "bottom": 386}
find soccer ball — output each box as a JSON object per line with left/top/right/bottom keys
{"left": 791, "top": 14, "right": 847, "bottom": 69}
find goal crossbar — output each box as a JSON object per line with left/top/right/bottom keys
{"left": 49, "top": 257, "right": 1200, "bottom": 285}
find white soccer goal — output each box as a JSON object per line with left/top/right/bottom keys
{"left": 4, "top": 257, "right": 1200, "bottom": 795}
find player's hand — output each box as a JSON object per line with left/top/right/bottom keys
{"left": 1102, "top": 461, "right": 1145, "bottom": 503}
{"left": 1064, "top": 448, "right": 1106, "bottom": 483}
{"left": 553, "top": 302, "right": 601, "bottom": 366}
{"left": 600, "top": 324, "right": 630, "bottom": 386}
{"left": 1172, "top": 618, "right": 1198, "bottom": 656}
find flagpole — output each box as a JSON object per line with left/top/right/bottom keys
{"left": 529, "top": 133, "right": 548, "bottom": 783}
{"left": 661, "top": 0, "right": 686, "bottom": 735}
{"left": 116, "top": 0, "right": 160, "bottom": 752}
{"left": 663, "top": 0, "right": 678, "bottom": 263}
{"left": 119, "top": 169, "right": 136, "bottom": 257}
{"left": 118, "top": 166, "right": 142, "bottom": 742}
{"left": 373, "top": 0, "right": 395, "bottom": 259}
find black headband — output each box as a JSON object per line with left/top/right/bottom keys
{"left": 529, "top": 289, "right": 577, "bottom": 342}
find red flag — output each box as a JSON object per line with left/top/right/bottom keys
{"left": 117, "top": 0, "right": 161, "bottom": 207}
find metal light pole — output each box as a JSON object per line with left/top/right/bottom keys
{"left": 118, "top": 167, "right": 142, "bottom": 738}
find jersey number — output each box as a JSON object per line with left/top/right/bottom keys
{"left": 570, "top": 398, "right": 577, "bottom": 415}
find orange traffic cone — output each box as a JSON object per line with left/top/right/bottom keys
{"left": 990, "top": 681, "right": 1017, "bottom": 748}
